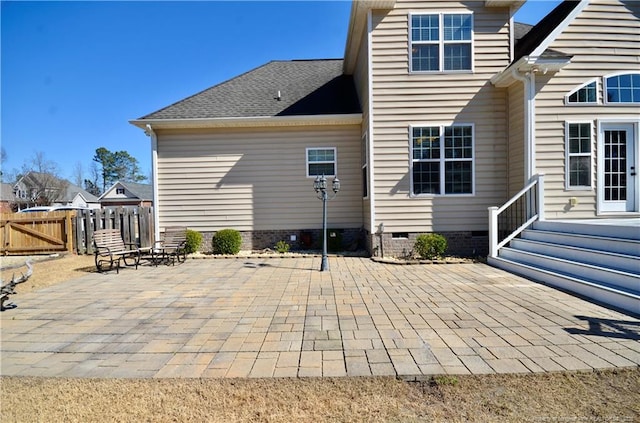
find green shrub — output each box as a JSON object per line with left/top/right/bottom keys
{"left": 185, "top": 229, "right": 203, "bottom": 254}
{"left": 274, "top": 240, "right": 290, "bottom": 253}
{"left": 211, "top": 229, "right": 242, "bottom": 255}
{"left": 414, "top": 233, "right": 447, "bottom": 260}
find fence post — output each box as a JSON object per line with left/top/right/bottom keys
{"left": 488, "top": 206, "right": 499, "bottom": 259}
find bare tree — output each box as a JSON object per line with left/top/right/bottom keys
{"left": 84, "top": 161, "right": 101, "bottom": 196}
{"left": 72, "top": 161, "right": 84, "bottom": 187}
{"left": 0, "top": 147, "right": 6, "bottom": 182}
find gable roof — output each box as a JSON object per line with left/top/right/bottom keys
{"left": 136, "top": 59, "right": 361, "bottom": 122}
{"left": 493, "top": 0, "right": 587, "bottom": 87}
{"left": 514, "top": 0, "right": 583, "bottom": 62}
{"left": 514, "top": 22, "right": 534, "bottom": 42}
{"left": 62, "top": 184, "right": 99, "bottom": 203}
{"left": 100, "top": 181, "right": 153, "bottom": 201}
{"left": 14, "top": 171, "right": 98, "bottom": 203}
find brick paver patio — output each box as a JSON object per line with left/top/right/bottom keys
{"left": 1, "top": 257, "right": 638, "bottom": 379}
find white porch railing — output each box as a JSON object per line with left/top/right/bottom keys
{"left": 489, "top": 174, "right": 545, "bottom": 258}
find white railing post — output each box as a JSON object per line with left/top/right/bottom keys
{"left": 536, "top": 173, "right": 545, "bottom": 221}
{"left": 488, "top": 206, "right": 499, "bottom": 258}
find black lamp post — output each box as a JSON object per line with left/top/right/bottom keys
{"left": 314, "top": 174, "right": 340, "bottom": 271}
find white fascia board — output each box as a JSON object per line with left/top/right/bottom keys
{"left": 530, "top": 0, "right": 589, "bottom": 57}
{"left": 491, "top": 56, "right": 570, "bottom": 87}
{"left": 517, "top": 56, "right": 571, "bottom": 73}
{"left": 491, "top": 57, "right": 529, "bottom": 87}
{"left": 129, "top": 114, "right": 363, "bottom": 130}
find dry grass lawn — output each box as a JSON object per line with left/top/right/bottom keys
{"left": 1, "top": 254, "right": 639, "bottom": 422}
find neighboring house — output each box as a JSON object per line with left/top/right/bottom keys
{"left": 99, "top": 181, "right": 153, "bottom": 208}
{"left": 0, "top": 183, "right": 17, "bottom": 212}
{"left": 131, "top": 0, "right": 639, "bottom": 258}
{"left": 13, "top": 172, "right": 100, "bottom": 210}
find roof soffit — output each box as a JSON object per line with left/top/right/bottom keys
{"left": 484, "top": 0, "right": 525, "bottom": 10}
{"left": 344, "top": 0, "right": 396, "bottom": 74}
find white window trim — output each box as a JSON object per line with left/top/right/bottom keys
{"left": 565, "top": 121, "right": 594, "bottom": 190}
{"left": 408, "top": 11, "right": 474, "bottom": 74}
{"left": 603, "top": 71, "right": 640, "bottom": 105}
{"left": 409, "top": 123, "right": 476, "bottom": 197}
{"left": 565, "top": 79, "right": 599, "bottom": 105}
{"left": 306, "top": 147, "right": 337, "bottom": 178}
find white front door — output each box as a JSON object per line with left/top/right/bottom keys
{"left": 598, "top": 123, "right": 638, "bottom": 213}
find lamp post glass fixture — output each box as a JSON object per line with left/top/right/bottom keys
{"left": 313, "top": 174, "right": 340, "bottom": 271}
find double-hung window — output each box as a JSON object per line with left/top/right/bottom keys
{"left": 411, "top": 124, "right": 474, "bottom": 195}
{"left": 307, "top": 147, "right": 336, "bottom": 177}
{"left": 410, "top": 13, "right": 473, "bottom": 72}
{"left": 566, "top": 122, "right": 592, "bottom": 188}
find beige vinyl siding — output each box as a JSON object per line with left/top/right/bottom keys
{"left": 507, "top": 82, "right": 525, "bottom": 196}
{"left": 352, "top": 21, "right": 373, "bottom": 231}
{"left": 369, "top": 1, "right": 510, "bottom": 233}
{"left": 155, "top": 125, "right": 362, "bottom": 232}
{"left": 533, "top": 0, "right": 640, "bottom": 219}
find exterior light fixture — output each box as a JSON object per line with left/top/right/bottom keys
{"left": 313, "top": 174, "right": 340, "bottom": 271}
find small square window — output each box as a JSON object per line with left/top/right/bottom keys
{"left": 116, "top": 188, "right": 125, "bottom": 195}
{"left": 307, "top": 148, "right": 336, "bottom": 177}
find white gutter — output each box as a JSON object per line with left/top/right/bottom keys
{"left": 130, "top": 114, "right": 362, "bottom": 130}
{"left": 367, "top": 9, "right": 376, "bottom": 235}
{"left": 145, "top": 124, "right": 160, "bottom": 244}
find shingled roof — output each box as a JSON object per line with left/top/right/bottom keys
{"left": 139, "top": 59, "right": 361, "bottom": 121}
{"left": 514, "top": 0, "right": 581, "bottom": 62}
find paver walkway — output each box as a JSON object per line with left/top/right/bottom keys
{"left": 1, "top": 257, "right": 638, "bottom": 379}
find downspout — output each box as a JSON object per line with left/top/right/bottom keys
{"left": 367, "top": 9, "right": 377, "bottom": 238}
{"left": 145, "top": 124, "right": 160, "bottom": 244}
{"left": 510, "top": 66, "right": 536, "bottom": 182}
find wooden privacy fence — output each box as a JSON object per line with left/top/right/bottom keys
{"left": 1, "top": 211, "right": 74, "bottom": 254}
{"left": 74, "top": 207, "right": 154, "bottom": 255}
{"left": 1, "top": 207, "right": 154, "bottom": 256}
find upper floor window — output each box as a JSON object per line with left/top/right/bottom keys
{"left": 306, "top": 147, "right": 336, "bottom": 177}
{"left": 116, "top": 188, "right": 125, "bottom": 195}
{"left": 410, "top": 124, "right": 474, "bottom": 195}
{"left": 410, "top": 13, "right": 473, "bottom": 72}
{"left": 567, "top": 81, "right": 597, "bottom": 104}
{"left": 605, "top": 73, "right": 640, "bottom": 103}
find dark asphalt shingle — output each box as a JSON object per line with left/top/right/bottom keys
{"left": 514, "top": 0, "right": 580, "bottom": 62}
{"left": 140, "top": 59, "right": 361, "bottom": 120}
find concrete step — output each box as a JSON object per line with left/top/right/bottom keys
{"left": 510, "top": 238, "right": 640, "bottom": 275}
{"left": 499, "top": 247, "right": 639, "bottom": 294}
{"left": 521, "top": 229, "right": 640, "bottom": 257}
{"left": 533, "top": 220, "right": 640, "bottom": 241}
{"left": 488, "top": 256, "right": 640, "bottom": 316}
